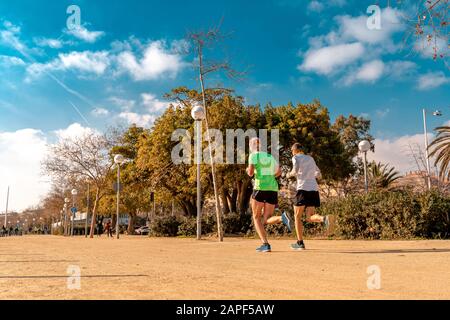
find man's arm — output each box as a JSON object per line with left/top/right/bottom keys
{"left": 314, "top": 160, "right": 322, "bottom": 180}
{"left": 275, "top": 164, "right": 281, "bottom": 178}
{"left": 247, "top": 153, "right": 255, "bottom": 177}
{"left": 286, "top": 157, "right": 297, "bottom": 179}
{"left": 247, "top": 164, "right": 255, "bottom": 177}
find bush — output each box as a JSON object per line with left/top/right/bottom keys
{"left": 416, "top": 191, "right": 450, "bottom": 238}
{"left": 149, "top": 215, "right": 182, "bottom": 237}
{"left": 318, "top": 190, "right": 450, "bottom": 239}
{"left": 177, "top": 216, "right": 215, "bottom": 236}
{"left": 222, "top": 213, "right": 252, "bottom": 235}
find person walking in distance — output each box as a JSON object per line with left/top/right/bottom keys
{"left": 104, "top": 220, "right": 113, "bottom": 238}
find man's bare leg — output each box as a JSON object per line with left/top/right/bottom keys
{"left": 266, "top": 216, "right": 282, "bottom": 224}
{"left": 263, "top": 203, "right": 277, "bottom": 225}
{"left": 294, "top": 206, "right": 306, "bottom": 241}
{"left": 252, "top": 200, "right": 268, "bottom": 244}
{"left": 305, "top": 207, "right": 324, "bottom": 223}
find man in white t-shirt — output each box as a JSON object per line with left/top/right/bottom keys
{"left": 286, "top": 143, "right": 330, "bottom": 251}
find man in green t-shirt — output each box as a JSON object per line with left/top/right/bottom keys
{"left": 246, "top": 138, "right": 291, "bottom": 252}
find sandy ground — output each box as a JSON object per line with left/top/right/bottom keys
{"left": 0, "top": 235, "right": 450, "bottom": 300}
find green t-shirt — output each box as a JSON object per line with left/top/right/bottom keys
{"left": 248, "top": 152, "right": 279, "bottom": 192}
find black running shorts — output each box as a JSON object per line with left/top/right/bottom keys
{"left": 295, "top": 190, "right": 321, "bottom": 207}
{"left": 252, "top": 190, "right": 278, "bottom": 205}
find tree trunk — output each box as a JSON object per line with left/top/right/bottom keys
{"left": 128, "top": 214, "right": 136, "bottom": 235}
{"left": 238, "top": 180, "right": 252, "bottom": 215}
{"left": 221, "top": 187, "right": 230, "bottom": 214}
{"left": 181, "top": 199, "right": 196, "bottom": 217}
{"left": 89, "top": 187, "right": 100, "bottom": 238}
{"left": 230, "top": 187, "right": 238, "bottom": 213}
{"left": 180, "top": 201, "right": 189, "bottom": 216}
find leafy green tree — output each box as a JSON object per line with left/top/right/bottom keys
{"left": 368, "top": 161, "right": 401, "bottom": 190}
{"left": 429, "top": 126, "right": 450, "bottom": 180}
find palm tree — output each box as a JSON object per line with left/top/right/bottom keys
{"left": 429, "top": 126, "right": 450, "bottom": 180}
{"left": 368, "top": 161, "right": 401, "bottom": 189}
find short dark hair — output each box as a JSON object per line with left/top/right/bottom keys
{"left": 291, "top": 143, "right": 303, "bottom": 152}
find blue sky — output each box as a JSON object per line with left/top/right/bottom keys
{"left": 0, "top": 0, "right": 449, "bottom": 210}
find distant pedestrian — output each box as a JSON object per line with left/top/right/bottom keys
{"left": 105, "top": 221, "right": 113, "bottom": 238}
{"left": 96, "top": 220, "right": 102, "bottom": 237}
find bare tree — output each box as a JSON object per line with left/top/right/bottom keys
{"left": 395, "top": 0, "right": 449, "bottom": 67}
{"left": 186, "top": 21, "right": 246, "bottom": 242}
{"left": 42, "top": 131, "right": 114, "bottom": 238}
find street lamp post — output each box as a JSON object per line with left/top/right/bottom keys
{"left": 114, "top": 154, "right": 125, "bottom": 239}
{"left": 191, "top": 105, "right": 206, "bottom": 240}
{"left": 71, "top": 189, "right": 78, "bottom": 236}
{"left": 85, "top": 184, "right": 90, "bottom": 237}
{"left": 4, "top": 186, "right": 9, "bottom": 228}
{"left": 422, "top": 109, "right": 443, "bottom": 190}
{"left": 358, "top": 140, "right": 371, "bottom": 193}
{"left": 59, "top": 210, "right": 63, "bottom": 235}
{"left": 64, "top": 198, "right": 70, "bottom": 236}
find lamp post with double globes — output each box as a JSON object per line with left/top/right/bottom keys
{"left": 191, "top": 105, "right": 206, "bottom": 240}
{"left": 358, "top": 140, "right": 371, "bottom": 193}
{"left": 114, "top": 154, "right": 125, "bottom": 239}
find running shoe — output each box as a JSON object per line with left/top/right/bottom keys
{"left": 291, "top": 241, "right": 306, "bottom": 251}
{"left": 256, "top": 243, "right": 272, "bottom": 253}
{"left": 281, "top": 211, "right": 292, "bottom": 233}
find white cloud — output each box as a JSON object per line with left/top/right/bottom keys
{"left": 0, "top": 129, "right": 50, "bottom": 212}
{"left": 375, "top": 108, "right": 390, "bottom": 118}
{"left": 0, "top": 21, "right": 25, "bottom": 52}
{"left": 417, "top": 71, "right": 449, "bottom": 90}
{"left": 65, "top": 26, "right": 105, "bottom": 43}
{"left": 119, "top": 112, "right": 155, "bottom": 128}
{"left": 117, "top": 40, "right": 185, "bottom": 81}
{"left": 386, "top": 60, "right": 417, "bottom": 79}
{"left": 54, "top": 123, "right": 97, "bottom": 141}
{"left": 343, "top": 59, "right": 385, "bottom": 85}
{"left": 308, "top": 1, "right": 324, "bottom": 12}
{"left": 91, "top": 107, "right": 109, "bottom": 117}
{"left": 368, "top": 133, "right": 433, "bottom": 174}
{"left": 109, "top": 97, "right": 136, "bottom": 111}
{"left": 299, "top": 8, "right": 407, "bottom": 80}
{"left": 33, "top": 37, "right": 64, "bottom": 49}
{"left": 336, "top": 8, "right": 403, "bottom": 46}
{"left": 300, "top": 42, "right": 365, "bottom": 75}
{"left": 141, "top": 93, "right": 168, "bottom": 113}
{"left": 341, "top": 59, "right": 416, "bottom": 86}
{"left": 304, "top": 0, "right": 346, "bottom": 11}
{"left": 0, "top": 55, "right": 25, "bottom": 67}
{"left": 59, "top": 51, "right": 109, "bottom": 74}
{"left": 0, "top": 123, "right": 102, "bottom": 212}
{"left": 27, "top": 51, "right": 110, "bottom": 80}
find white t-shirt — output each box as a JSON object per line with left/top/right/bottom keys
{"left": 290, "top": 154, "right": 321, "bottom": 191}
